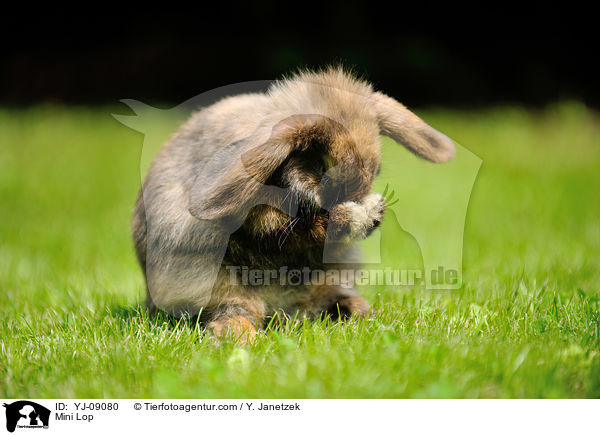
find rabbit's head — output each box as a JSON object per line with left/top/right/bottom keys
{"left": 188, "top": 79, "right": 455, "bottom": 248}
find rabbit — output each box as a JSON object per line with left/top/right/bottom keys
{"left": 132, "top": 67, "right": 455, "bottom": 343}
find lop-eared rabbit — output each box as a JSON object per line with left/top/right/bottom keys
{"left": 132, "top": 67, "right": 455, "bottom": 342}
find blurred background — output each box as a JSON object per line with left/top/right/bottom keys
{"left": 1, "top": 4, "right": 597, "bottom": 108}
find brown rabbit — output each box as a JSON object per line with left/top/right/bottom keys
{"left": 132, "top": 67, "right": 455, "bottom": 342}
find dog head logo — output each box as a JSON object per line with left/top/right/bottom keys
{"left": 3, "top": 401, "right": 50, "bottom": 433}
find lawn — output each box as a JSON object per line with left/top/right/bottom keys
{"left": 1, "top": 102, "right": 599, "bottom": 398}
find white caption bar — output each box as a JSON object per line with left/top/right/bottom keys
{"left": 1, "top": 399, "right": 597, "bottom": 434}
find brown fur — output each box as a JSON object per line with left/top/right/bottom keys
{"left": 207, "top": 316, "right": 257, "bottom": 345}
{"left": 132, "top": 67, "right": 455, "bottom": 339}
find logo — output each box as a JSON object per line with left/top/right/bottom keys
{"left": 3, "top": 401, "right": 50, "bottom": 433}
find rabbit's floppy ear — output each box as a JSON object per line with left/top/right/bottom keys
{"left": 188, "top": 114, "right": 324, "bottom": 220}
{"left": 372, "top": 91, "right": 455, "bottom": 163}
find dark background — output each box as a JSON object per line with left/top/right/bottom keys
{"left": 2, "top": 5, "right": 597, "bottom": 108}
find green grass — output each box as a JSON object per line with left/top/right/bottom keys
{"left": 1, "top": 103, "right": 599, "bottom": 398}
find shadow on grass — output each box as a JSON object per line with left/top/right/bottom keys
{"left": 105, "top": 304, "right": 344, "bottom": 337}
{"left": 107, "top": 304, "right": 193, "bottom": 329}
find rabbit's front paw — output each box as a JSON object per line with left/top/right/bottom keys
{"left": 329, "top": 193, "right": 385, "bottom": 241}
{"left": 361, "top": 193, "right": 385, "bottom": 234}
